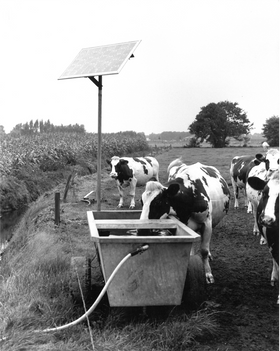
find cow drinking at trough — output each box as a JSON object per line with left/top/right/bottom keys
{"left": 248, "top": 169, "right": 279, "bottom": 302}
{"left": 107, "top": 156, "right": 159, "bottom": 209}
{"left": 139, "top": 158, "right": 230, "bottom": 284}
{"left": 230, "top": 155, "right": 255, "bottom": 212}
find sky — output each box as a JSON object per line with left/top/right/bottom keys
{"left": 0, "top": 0, "right": 279, "bottom": 135}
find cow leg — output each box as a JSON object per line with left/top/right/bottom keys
{"left": 247, "top": 200, "right": 253, "bottom": 213}
{"left": 117, "top": 183, "right": 124, "bottom": 208}
{"left": 231, "top": 178, "right": 239, "bottom": 209}
{"left": 253, "top": 220, "right": 259, "bottom": 236}
{"left": 270, "top": 258, "right": 279, "bottom": 287}
{"left": 251, "top": 202, "right": 260, "bottom": 236}
{"left": 128, "top": 178, "right": 137, "bottom": 209}
{"left": 260, "top": 236, "right": 267, "bottom": 245}
{"left": 244, "top": 189, "right": 253, "bottom": 213}
{"left": 199, "top": 221, "right": 214, "bottom": 284}
{"left": 259, "top": 227, "right": 268, "bottom": 246}
{"left": 270, "top": 258, "right": 279, "bottom": 305}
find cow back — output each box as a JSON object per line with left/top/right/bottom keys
{"left": 143, "top": 161, "right": 230, "bottom": 228}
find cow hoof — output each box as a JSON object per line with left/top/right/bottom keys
{"left": 129, "top": 205, "right": 135, "bottom": 209}
{"left": 117, "top": 205, "right": 123, "bottom": 209}
{"left": 206, "top": 274, "right": 214, "bottom": 284}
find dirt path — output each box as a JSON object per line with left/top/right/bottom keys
{"left": 196, "top": 203, "right": 279, "bottom": 350}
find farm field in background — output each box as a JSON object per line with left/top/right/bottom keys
{"left": 147, "top": 145, "right": 265, "bottom": 185}
{"left": 148, "top": 133, "right": 265, "bottom": 149}
{"left": 0, "top": 132, "right": 149, "bottom": 177}
{"left": 0, "top": 132, "right": 149, "bottom": 212}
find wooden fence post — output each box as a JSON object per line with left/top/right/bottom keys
{"left": 63, "top": 174, "right": 72, "bottom": 202}
{"left": 55, "top": 192, "right": 60, "bottom": 225}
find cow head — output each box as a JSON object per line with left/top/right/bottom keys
{"left": 140, "top": 178, "right": 207, "bottom": 223}
{"left": 106, "top": 156, "right": 133, "bottom": 182}
{"left": 248, "top": 170, "right": 279, "bottom": 228}
{"left": 140, "top": 181, "right": 170, "bottom": 221}
{"left": 254, "top": 149, "right": 279, "bottom": 180}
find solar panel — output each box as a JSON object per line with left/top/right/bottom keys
{"left": 59, "top": 40, "right": 141, "bottom": 80}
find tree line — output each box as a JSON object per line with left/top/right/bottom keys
{"left": 147, "top": 101, "right": 278, "bottom": 147}
{"left": 8, "top": 119, "right": 86, "bottom": 136}
{"left": 1, "top": 101, "right": 278, "bottom": 147}
{"left": 147, "top": 131, "right": 191, "bottom": 141}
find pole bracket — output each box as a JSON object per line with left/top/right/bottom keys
{"left": 89, "top": 76, "right": 102, "bottom": 88}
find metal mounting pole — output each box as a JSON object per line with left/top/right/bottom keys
{"left": 97, "top": 76, "right": 102, "bottom": 210}
{"left": 89, "top": 76, "right": 102, "bottom": 211}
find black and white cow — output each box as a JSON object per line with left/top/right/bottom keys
{"left": 139, "top": 158, "right": 230, "bottom": 284}
{"left": 229, "top": 143, "right": 273, "bottom": 212}
{"left": 230, "top": 155, "right": 255, "bottom": 211}
{"left": 246, "top": 149, "right": 279, "bottom": 239}
{"left": 254, "top": 149, "right": 280, "bottom": 181}
{"left": 107, "top": 156, "right": 159, "bottom": 209}
{"left": 248, "top": 169, "right": 279, "bottom": 302}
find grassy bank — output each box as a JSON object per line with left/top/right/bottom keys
{"left": 0, "top": 170, "right": 219, "bottom": 351}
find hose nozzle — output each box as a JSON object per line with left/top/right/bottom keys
{"left": 130, "top": 244, "right": 149, "bottom": 257}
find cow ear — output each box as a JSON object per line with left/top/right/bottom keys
{"left": 248, "top": 176, "right": 266, "bottom": 191}
{"left": 106, "top": 159, "right": 111, "bottom": 165}
{"left": 120, "top": 159, "right": 129, "bottom": 165}
{"left": 255, "top": 153, "right": 265, "bottom": 162}
{"left": 253, "top": 159, "right": 261, "bottom": 165}
{"left": 167, "top": 183, "right": 180, "bottom": 198}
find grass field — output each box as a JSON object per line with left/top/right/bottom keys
{"left": 148, "top": 134, "right": 265, "bottom": 149}
{"left": 150, "top": 146, "right": 264, "bottom": 185}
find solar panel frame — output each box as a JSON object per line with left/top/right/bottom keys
{"left": 58, "top": 40, "right": 141, "bottom": 80}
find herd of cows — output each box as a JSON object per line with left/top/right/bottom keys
{"left": 106, "top": 142, "right": 279, "bottom": 302}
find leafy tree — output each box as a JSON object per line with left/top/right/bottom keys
{"left": 187, "top": 136, "right": 200, "bottom": 148}
{"left": 0, "top": 125, "right": 5, "bottom": 136}
{"left": 34, "top": 119, "right": 39, "bottom": 133}
{"left": 262, "top": 115, "right": 279, "bottom": 146}
{"left": 188, "top": 101, "right": 253, "bottom": 147}
{"left": 10, "top": 123, "right": 23, "bottom": 136}
{"left": 29, "top": 120, "right": 34, "bottom": 133}
{"left": 39, "top": 120, "right": 44, "bottom": 133}
{"left": 22, "top": 122, "right": 30, "bottom": 135}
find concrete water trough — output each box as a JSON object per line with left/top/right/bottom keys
{"left": 87, "top": 210, "right": 201, "bottom": 307}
